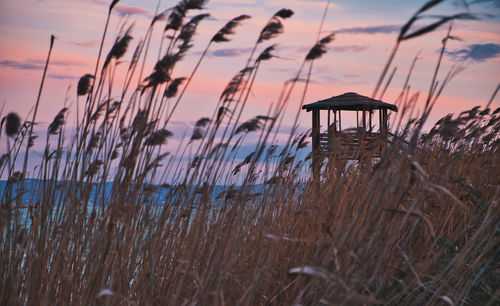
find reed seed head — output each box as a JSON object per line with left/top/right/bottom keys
{"left": 165, "top": 9, "right": 184, "bottom": 32}
{"left": 9, "top": 171, "right": 23, "bottom": 184}
{"left": 195, "top": 117, "right": 211, "bottom": 127}
{"left": 28, "top": 135, "right": 37, "bottom": 148}
{"left": 217, "top": 106, "right": 231, "bottom": 123}
{"left": 145, "top": 54, "right": 179, "bottom": 87}
{"left": 165, "top": 0, "right": 207, "bottom": 32}
{"left": 104, "top": 24, "right": 133, "bottom": 69}
{"left": 243, "top": 152, "right": 254, "bottom": 165}
{"left": 109, "top": 0, "right": 121, "bottom": 11}
{"left": 145, "top": 129, "right": 173, "bottom": 146}
{"left": 274, "top": 8, "right": 294, "bottom": 19}
{"left": 306, "top": 34, "right": 335, "bottom": 60}
{"left": 151, "top": 12, "right": 166, "bottom": 26}
{"left": 256, "top": 45, "right": 275, "bottom": 62}
{"left": 235, "top": 115, "right": 272, "bottom": 135}
{"left": 4, "top": 112, "right": 21, "bottom": 138}
{"left": 86, "top": 160, "right": 104, "bottom": 177}
{"left": 220, "top": 67, "right": 254, "bottom": 102}
{"left": 111, "top": 147, "right": 120, "bottom": 160}
{"left": 178, "top": 14, "right": 210, "bottom": 42}
{"left": 48, "top": 108, "right": 68, "bottom": 135}
{"left": 132, "top": 110, "right": 147, "bottom": 131}
{"left": 212, "top": 15, "right": 251, "bottom": 43}
{"left": 86, "top": 132, "right": 101, "bottom": 153}
{"left": 258, "top": 8, "right": 294, "bottom": 43}
{"left": 258, "top": 20, "right": 283, "bottom": 43}
{"left": 77, "top": 74, "right": 94, "bottom": 96}
{"left": 90, "top": 101, "right": 108, "bottom": 122}
{"left": 190, "top": 128, "right": 203, "bottom": 141}
{"left": 185, "top": 0, "right": 208, "bottom": 10}
{"left": 190, "top": 155, "right": 201, "bottom": 168}
{"left": 165, "top": 77, "right": 186, "bottom": 98}
{"left": 176, "top": 14, "right": 210, "bottom": 59}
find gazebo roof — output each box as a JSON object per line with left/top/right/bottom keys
{"left": 302, "top": 92, "right": 398, "bottom": 112}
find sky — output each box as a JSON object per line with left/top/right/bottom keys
{"left": 0, "top": 0, "right": 499, "bottom": 175}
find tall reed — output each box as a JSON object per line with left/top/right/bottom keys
{"left": 0, "top": 0, "right": 498, "bottom": 305}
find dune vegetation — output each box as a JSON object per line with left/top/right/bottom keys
{"left": 1, "top": 0, "right": 499, "bottom": 304}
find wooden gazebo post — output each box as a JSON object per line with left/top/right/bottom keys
{"left": 311, "top": 109, "right": 320, "bottom": 151}
{"left": 311, "top": 109, "right": 321, "bottom": 179}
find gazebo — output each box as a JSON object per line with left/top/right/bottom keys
{"left": 302, "top": 92, "right": 398, "bottom": 160}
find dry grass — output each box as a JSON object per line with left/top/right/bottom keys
{"left": 1, "top": 0, "right": 499, "bottom": 305}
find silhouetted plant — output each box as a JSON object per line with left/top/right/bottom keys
{"left": 0, "top": 1, "right": 497, "bottom": 305}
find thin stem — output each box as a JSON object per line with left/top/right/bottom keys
{"left": 22, "top": 35, "right": 55, "bottom": 181}
{"left": 164, "top": 41, "right": 212, "bottom": 126}
{"left": 372, "top": 42, "right": 400, "bottom": 99}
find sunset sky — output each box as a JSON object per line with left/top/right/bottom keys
{"left": 1, "top": 0, "right": 499, "bottom": 167}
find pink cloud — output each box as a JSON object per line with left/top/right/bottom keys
{"left": 210, "top": 47, "right": 253, "bottom": 57}
{"left": 0, "top": 58, "right": 86, "bottom": 71}
{"left": 90, "top": 0, "right": 108, "bottom": 6}
{"left": 211, "top": 0, "right": 256, "bottom": 4}
{"left": 113, "top": 5, "right": 150, "bottom": 17}
{"left": 344, "top": 74, "right": 361, "bottom": 79}
{"left": 267, "top": 1, "right": 340, "bottom": 9}
{"left": 66, "top": 39, "right": 101, "bottom": 48}
{"left": 296, "top": 44, "right": 369, "bottom": 54}
{"left": 335, "top": 25, "right": 401, "bottom": 35}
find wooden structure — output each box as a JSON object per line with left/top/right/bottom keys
{"left": 302, "top": 92, "right": 398, "bottom": 160}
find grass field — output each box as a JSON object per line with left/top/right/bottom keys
{"left": 1, "top": 0, "right": 499, "bottom": 304}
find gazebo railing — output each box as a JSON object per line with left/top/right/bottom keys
{"left": 318, "top": 129, "right": 386, "bottom": 158}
